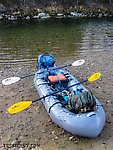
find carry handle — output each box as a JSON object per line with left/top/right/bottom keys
{"left": 40, "top": 53, "right": 54, "bottom": 59}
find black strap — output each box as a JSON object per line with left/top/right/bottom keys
{"left": 49, "top": 100, "right": 67, "bottom": 113}
{"left": 49, "top": 102, "right": 61, "bottom": 113}
{"left": 38, "top": 82, "right": 48, "bottom": 86}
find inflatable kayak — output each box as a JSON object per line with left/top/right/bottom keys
{"left": 33, "top": 53, "right": 105, "bottom": 138}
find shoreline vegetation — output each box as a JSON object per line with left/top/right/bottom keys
{"left": 0, "top": 0, "right": 113, "bottom": 21}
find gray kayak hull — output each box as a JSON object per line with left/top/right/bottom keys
{"left": 34, "top": 67, "right": 105, "bottom": 137}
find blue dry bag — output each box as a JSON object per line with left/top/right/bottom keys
{"left": 37, "top": 53, "right": 55, "bottom": 69}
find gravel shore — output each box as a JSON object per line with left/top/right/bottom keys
{"left": 0, "top": 50, "right": 113, "bottom": 150}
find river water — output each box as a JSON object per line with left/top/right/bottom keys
{"left": 0, "top": 18, "right": 113, "bottom": 68}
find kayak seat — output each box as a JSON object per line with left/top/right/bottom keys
{"left": 48, "top": 73, "right": 69, "bottom": 91}
{"left": 48, "top": 73, "right": 66, "bottom": 83}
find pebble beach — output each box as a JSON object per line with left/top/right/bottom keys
{"left": 0, "top": 50, "right": 113, "bottom": 150}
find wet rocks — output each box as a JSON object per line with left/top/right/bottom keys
{"left": 0, "top": 4, "right": 113, "bottom": 21}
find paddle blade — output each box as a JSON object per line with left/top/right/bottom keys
{"left": 72, "top": 59, "right": 85, "bottom": 67}
{"left": 88, "top": 72, "right": 101, "bottom": 82}
{"left": 2, "top": 77, "right": 20, "bottom": 85}
{"left": 8, "top": 101, "right": 32, "bottom": 114}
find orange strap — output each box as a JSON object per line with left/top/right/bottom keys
{"left": 48, "top": 73, "right": 66, "bottom": 82}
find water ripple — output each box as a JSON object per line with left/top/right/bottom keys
{"left": 0, "top": 18, "right": 113, "bottom": 68}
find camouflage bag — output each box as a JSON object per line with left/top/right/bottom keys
{"left": 65, "top": 91, "right": 96, "bottom": 114}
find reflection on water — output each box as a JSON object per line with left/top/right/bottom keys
{"left": 0, "top": 18, "right": 113, "bottom": 68}
{"left": 80, "top": 20, "right": 113, "bottom": 53}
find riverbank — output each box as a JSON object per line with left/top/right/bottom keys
{"left": 0, "top": 1, "right": 113, "bottom": 21}
{"left": 0, "top": 50, "right": 113, "bottom": 150}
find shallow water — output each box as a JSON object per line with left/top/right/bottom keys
{"left": 0, "top": 18, "right": 113, "bottom": 68}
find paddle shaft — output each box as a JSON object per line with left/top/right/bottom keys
{"left": 32, "top": 79, "right": 88, "bottom": 103}
{"left": 20, "top": 73, "right": 36, "bottom": 79}
{"left": 20, "top": 64, "right": 72, "bottom": 79}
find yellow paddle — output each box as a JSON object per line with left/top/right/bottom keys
{"left": 8, "top": 72, "right": 101, "bottom": 114}
{"left": 88, "top": 72, "right": 101, "bottom": 82}
{"left": 8, "top": 101, "right": 32, "bottom": 114}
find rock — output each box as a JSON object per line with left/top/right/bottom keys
{"left": 32, "top": 15, "right": 39, "bottom": 19}
{"left": 38, "top": 13, "right": 46, "bottom": 17}
{"left": 57, "top": 13, "right": 64, "bottom": 18}
{"left": 11, "top": 139, "right": 20, "bottom": 147}
{"left": 98, "top": 13, "right": 103, "bottom": 17}
{"left": 26, "top": 16, "right": 30, "bottom": 20}
{"left": 52, "top": 131, "right": 55, "bottom": 134}
{"left": 0, "top": 14, "right": 3, "bottom": 20}
{"left": 70, "top": 12, "right": 79, "bottom": 17}
{"left": 54, "top": 136, "right": 58, "bottom": 140}
{"left": 69, "top": 136, "right": 74, "bottom": 141}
